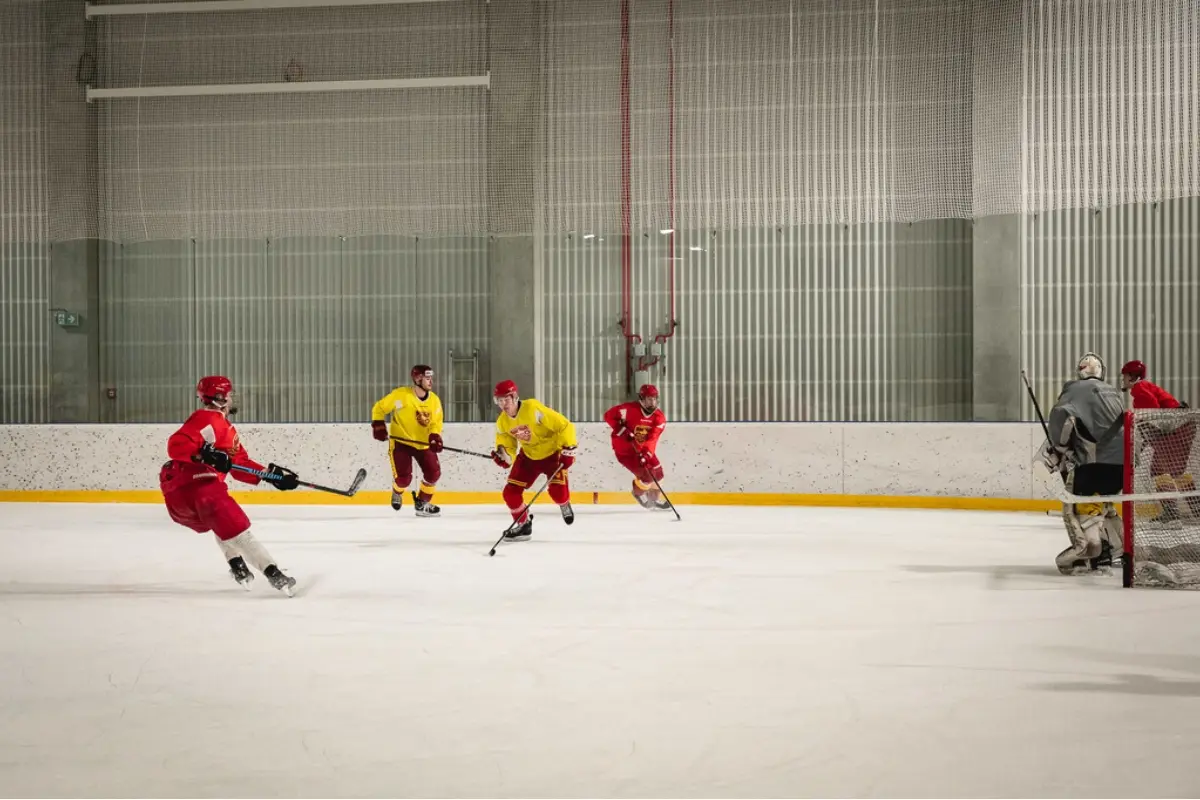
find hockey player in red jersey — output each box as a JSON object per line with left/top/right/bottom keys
{"left": 604, "top": 384, "right": 670, "bottom": 509}
{"left": 158, "top": 376, "right": 299, "bottom": 595}
{"left": 1120, "top": 360, "right": 1184, "bottom": 409}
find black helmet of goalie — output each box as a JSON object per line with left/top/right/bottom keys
{"left": 1076, "top": 352, "right": 1106, "bottom": 381}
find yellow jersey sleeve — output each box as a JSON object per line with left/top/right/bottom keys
{"left": 371, "top": 388, "right": 404, "bottom": 423}
{"left": 495, "top": 414, "right": 518, "bottom": 457}
{"left": 534, "top": 400, "right": 577, "bottom": 450}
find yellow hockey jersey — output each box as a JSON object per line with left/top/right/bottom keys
{"left": 372, "top": 386, "right": 444, "bottom": 449}
{"left": 495, "top": 398, "right": 577, "bottom": 462}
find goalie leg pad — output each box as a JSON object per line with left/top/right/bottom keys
{"left": 1062, "top": 504, "right": 1105, "bottom": 563}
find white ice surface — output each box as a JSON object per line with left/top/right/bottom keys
{"left": 2, "top": 502, "right": 1200, "bottom": 798}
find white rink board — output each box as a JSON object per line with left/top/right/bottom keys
{"left": 0, "top": 422, "right": 1054, "bottom": 500}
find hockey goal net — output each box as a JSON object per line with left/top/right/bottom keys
{"left": 1124, "top": 408, "right": 1200, "bottom": 588}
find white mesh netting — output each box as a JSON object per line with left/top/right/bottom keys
{"left": 2, "top": 0, "right": 1198, "bottom": 243}
{"left": 1127, "top": 408, "right": 1200, "bottom": 588}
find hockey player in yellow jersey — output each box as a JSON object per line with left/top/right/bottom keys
{"left": 371, "top": 365, "right": 445, "bottom": 517}
{"left": 490, "top": 379, "right": 577, "bottom": 542}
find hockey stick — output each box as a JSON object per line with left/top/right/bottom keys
{"left": 390, "top": 435, "right": 493, "bottom": 460}
{"left": 1021, "top": 370, "right": 1052, "bottom": 442}
{"left": 488, "top": 463, "right": 566, "bottom": 557}
{"left": 230, "top": 464, "right": 368, "bottom": 497}
{"left": 639, "top": 453, "right": 681, "bottom": 521}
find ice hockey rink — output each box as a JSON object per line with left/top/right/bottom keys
{"left": 2, "top": 502, "right": 1200, "bottom": 798}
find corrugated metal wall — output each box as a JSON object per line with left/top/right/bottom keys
{"left": 0, "top": 2, "right": 50, "bottom": 423}
{"left": 98, "top": 237, "right": 489, "bottom": 423}
{"left": 98, "top": 240, "right": 193, "bottom": 423}
{"left": 542, "top": 220, "right": 972, "bottom": 422}
{"left": 1022, "top": 197, "right": 1200, "bottom": 415}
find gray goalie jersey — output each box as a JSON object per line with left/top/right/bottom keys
{"left": 1048, "top": 377, "right": 1125, "bottom": 466}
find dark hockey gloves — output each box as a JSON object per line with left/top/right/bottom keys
{"left": 197, "top": 442, "right": 233, "bottom": 472}
{"left": 428, "top": 433, "right": 444, "bottom": 453}
{"left": 266, "top": 464, "right": 299, "bottom": 491}
{"left": 371, "top": 420, "right": 388, "bottom": 442}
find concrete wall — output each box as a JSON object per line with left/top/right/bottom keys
{"left": 0, "top": 422, "right": 1056, "bottom": 508}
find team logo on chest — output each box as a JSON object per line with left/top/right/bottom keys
{"left": 634, "top": 425, "right": 650, "bottom": 442}
{"left": 414, "top": 410, "right": 432, "bottom": 427}
{"left": 512, "top": 424, "right": 532, "bottom": 442}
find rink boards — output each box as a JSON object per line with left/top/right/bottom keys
{"left": 0, "top": 422, "right": 1060, "bottom": 511}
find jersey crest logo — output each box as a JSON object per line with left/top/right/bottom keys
{"left": 414, "top": 410, "right": 432, "bottom": 427}
{"left": 634, "top": 424, "right": 650, "bottom": 443}
{"left": 512, "top": 424, "right": 532, "bottom": 442}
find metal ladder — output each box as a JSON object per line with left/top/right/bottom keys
{"left": 447, "top": 348, "right": 480, "bottom": 421}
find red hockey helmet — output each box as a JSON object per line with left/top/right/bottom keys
{"left": 494, "top": 379, "right": 518, "bottom": 399}
{"left": 411, "top": 364, "right": 433, "bottom": 383}
{"left": 638, "top": 383, "right": 660, "bottom": 410}
{"left": 1121, "top": 360, "right": 1146, "bottom": 381}
{"left": 196, "top": 375, "right": 233, "bottom": 409}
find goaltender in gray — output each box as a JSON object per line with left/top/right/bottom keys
{"left": 1039, "top": 352, "right": 1126, "bottom": 575}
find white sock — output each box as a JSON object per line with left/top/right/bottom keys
{"left": 225, "top": 530, "right": 276, "bottom": 573}
{"left": 215, "top": 535, "right": 240, "bottom": 562}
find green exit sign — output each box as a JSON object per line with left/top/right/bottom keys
{"left": 53, "top": 310, "right": 80, "bottom": 328}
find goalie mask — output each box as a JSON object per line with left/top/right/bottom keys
{"left": 1076, "top": 352, "right": 1106, "bottom": 381}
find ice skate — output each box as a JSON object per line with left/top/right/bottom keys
{"left": 653, "top": 498, "right": 672, "bottom": 511}
{"left": 228, "top": 556, "right": 254, "bottom": 589}
{"left": 632, "top": 481, "right": 656, "bottom": 509}
{"left": 560, "top": 502, "right": 575, "bottom": 525}
{"left": 390, "top": 489, "right": 403, "bottom": 511}
{"left": 412, "top": 491, "right": 441, "bottom": 518}
{"left": 263, "top": 565, "right": 297, "bottom": 597}
{"left": 505, "top": 516, "right": 533, "bottom": 542}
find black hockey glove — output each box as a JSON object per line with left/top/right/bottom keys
{"left": 266, "top": 463, "right": 299, "bottom": 491}
{"left": 197, "top": 442, "right": 233, "bottom": 473}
